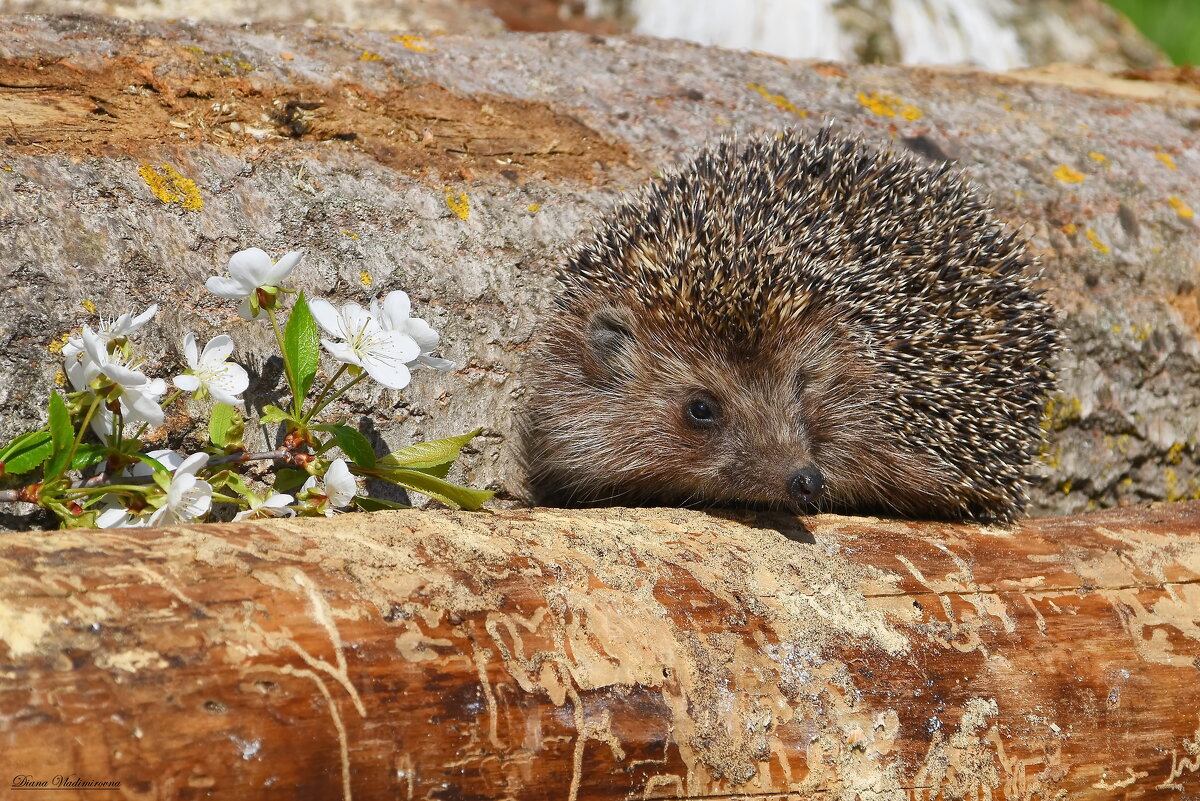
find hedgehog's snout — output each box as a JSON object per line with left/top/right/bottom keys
{"left": 788, "top": 466, "right": 825, "bottom": 505}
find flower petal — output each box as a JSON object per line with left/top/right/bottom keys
{"left": 308, "top": 298, "right": 341, "bottom": 336}
{"left": 227, "top": 247, "right": 276, "bottom": 286}
{"left": 206, "top": 275, "right": 254, "bottom": 300}
{"left": 264, "top": 250, "right": 303, "bottom": 284}
{"left": 403, "top": 316, "right": 440, "bottom": 352}
{"left": 200, "top": 334, "right": 235, "bottom": 364}
{"left": 174, "top": 374, "right": 201, "bottom": 392}
{"left": 321, "top": 339, "right": 363, "bottom": 366}
{"left": 379, "top": 291, "right": 412, "bottom": 329}
{"left": 324, "top": 459, "right": 357, "bottom": 507}
{"left": 363, "top": 357, "right": 412, "bottom": 390}
{"left": 182, "top": 332, "right": 199, "bottom": 367}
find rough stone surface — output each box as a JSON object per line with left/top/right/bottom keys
{"left": 0, "top": 16, "right": 1198, "bottom": 520}
{"left": 0, "top": 0, "right": 504, "bottom": 33}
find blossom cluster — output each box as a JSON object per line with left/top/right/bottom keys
{"left": 0, "top": 245, "right": 488, "bottom": 530}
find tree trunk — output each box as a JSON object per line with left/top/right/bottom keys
{"left": 2, "top": 503, "right": 1199, "bottom": 799}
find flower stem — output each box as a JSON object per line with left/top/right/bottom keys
{"left": 161, "top": 389, "right": 185, "bottom": 409}
{"left": 61, "top": 395, "right": 102, "bottom": 478}
{"left": 302, "top": 364, "right": 347, "bottom": 423}
{"left": 307, "top": 373, "right": 366, "bottom": 421}
{"left": 265, "top": 306, "right": 300, "bottom": 416}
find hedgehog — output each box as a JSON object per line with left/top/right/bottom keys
{"left": 522, "top": 129, "right": 1058, "bottom": 523}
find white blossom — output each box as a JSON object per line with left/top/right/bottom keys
{"left": 233, "top": 493, "right": 296, "bottom": 521}
{"left": 301, "top": 458, "right": 357, "bottom": 516}
{"left": 95, "top": 304, "right": 158, "bottom": 342}
{"left": 308, "top": 298, "right": 419, "bottom": 389}
{"left": 95, "top": 505, "right": 149, "bottom": 529}
{"left": 69, "top": 325, "right": 167, "bottom": 428}
{"left": 148, "top": 452, "right": 213, "bottom": 526}
{"left": 173, "top": 333, "right": 249, "bottom": 407}
{"left": 372, "top": 291, "right": 455, "bottom": 371}
{"left": 205, "top": 247, "right": 303, "bottom": 319}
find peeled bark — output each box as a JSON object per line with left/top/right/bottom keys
{"left": 2, "top": 502, "right": 1199, "bottom": 799}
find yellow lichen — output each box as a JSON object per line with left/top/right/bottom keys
{"left": 341, "top": 229, "right": 359, "bottom": 240}
{"left": 1169, "top": 196, "right": 1194, "bottom": 219}
{"left": 747, "top": 83, "right": 808, "bottom": 118}
{"left": 526, "top": 203, "right": 541, "bottom": 213}
{"left": 359, "top": 50, "right": 384, "bottom": 62}
{"left": 392, "top": 34, "right": 433, "bottom": 52}
{"left": 360, "top": 270, "right": 372, "bottom": 286}
{"left": 1053, "top": 164, "right": 1085, "bottom": 183}
{"left": 138, "top": 163, "right": 203, "bottom": 211}
{"left": 1167, "top": 442, "right": 1186, "bottom": 465}
{"left": 81, "top": 299, "right": 96, "bottom": 314}
{"left": 1165, "top": 468, "right": 1181, "bottom": 502}
{"left": 1088, "top": 151, "right": 1107, "bottom": 164}
{"left": 1086, "top": 228, "right": 1110, "bottom": 254}
{"left": 856, "top": 91, "right": 922, "bottom": 120}
{"left": 1040, "top": 395, "right": 1083, "bottom": 432}
{"left": 1, "top": 166, "right": 12, "bottom": 172}
{"left": 714, "top": 115, "right": 731, "bottom": 125}
{"left": 1156, "top": 152, "right": 1177, "bottom": 170}
{"left": 445, "top": 189, "right": 469, "bottom": 221}
{"left": 47, "top": 332, "right": 72, "bottom": 355}
{"left": 1060, "top": 480, "right": 1073, "bottom": 495}
{"left": 1062, "top": 222, "right": 1077, "bottom": 235}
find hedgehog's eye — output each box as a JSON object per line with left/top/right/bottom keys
{"left": 684, "top": 396, "right": 720, "bottom": 429}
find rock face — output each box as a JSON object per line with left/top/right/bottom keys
{"left": 0, "top": 0, "right": 504, "bottom": 33}
{"left": 0, "top": 16, "right": 1197, "bottom": 520}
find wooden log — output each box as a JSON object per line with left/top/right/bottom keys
{"left": 2, "top": 503, "right": 1200, "bottom": 799}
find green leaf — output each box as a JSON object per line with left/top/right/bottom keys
{"left": 273, "top": 467, "right": 309, "bottom": 493}
{"left": 284, "top": 292, "right": 320, "bottom": 408}
{"left": 208, "top": 403, "right": 244, "bottom": 449}
{"left": 260, "top": 405, "right": 292, "bottom": 425}
{"left": 44, "top": 391, "right": 75, "bottom": 478}
{"left": 353, "top": 495, "right": 411, "bottom": 512}
{"left": 0, "top": 430, "right": 53, "bottom": 476}
{"left": 381, "top": 428, "right": 482, "bottom": 471}
{"left": 378, "top": 467, "right": 493, "bottom": 511}
{"left": 70, "top": 443, "right": 109, "bottom": 472}
{"left": 328, "top": 425, "right": 376, "bottom": 468}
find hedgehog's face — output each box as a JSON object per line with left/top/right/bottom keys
{"left": 526, "top": 300, "right": 883, "bottom": 512}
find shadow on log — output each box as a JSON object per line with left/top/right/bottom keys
{"left": 2, "top": 503, "right": 1200, "bottom": 798}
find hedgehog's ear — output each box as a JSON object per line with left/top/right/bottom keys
{"left": 586, "top": 306, "right": 636, "bottom": 373}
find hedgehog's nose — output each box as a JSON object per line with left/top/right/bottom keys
{"left": 788, "top": 467, "right": 825, "bottom": 505}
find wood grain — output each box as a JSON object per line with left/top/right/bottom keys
{"left": 1, "top": 503, "right": 1199, "bottom": 799}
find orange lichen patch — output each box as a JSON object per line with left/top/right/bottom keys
{"left": 1169, "top": 288, "right": 1200, "bottom": 337}
{"left": 1169, "top": 196, "right": 1194, "bottom": 219}
{"left": 1086, "top": 228, "right": 1110, "bottom": 254}
{"left": 1156, "top": 152, "right": 1178, "bottom": 169}
{"left": 0, "top": 61, "right": 629, "bottom": 184}
{"left": 392, "top": 34, "right": 434, "bottom": 52}
{"left": 1053, "top": 165, "right": 1085, "bottom": 183}
{"left": 747, "top": 83, "right": 807, "bottom": 118}
{"left": 1089, "top": 151, "right": 1107, "bottom": 165}
{"left": 1062, "top": 222, "right": 1078, "bottom": 235}
{"left": 359, "top": 50, "right": 384, "bottom": 62}
{"left": 856, "top": 91, "right": 922, "bottom": 121}
{"left": 445, "top": 189, "right": 470, "bottom": 220}
{"left": 138, "top": 163, "right": 203, "bottom": 211}
{"left": 279, "top": 52, "right": 294, "bottom": 61}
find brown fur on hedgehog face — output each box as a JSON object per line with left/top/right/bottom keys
{"left": 527, "top": 294, "right": 990, "bottom": 517}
